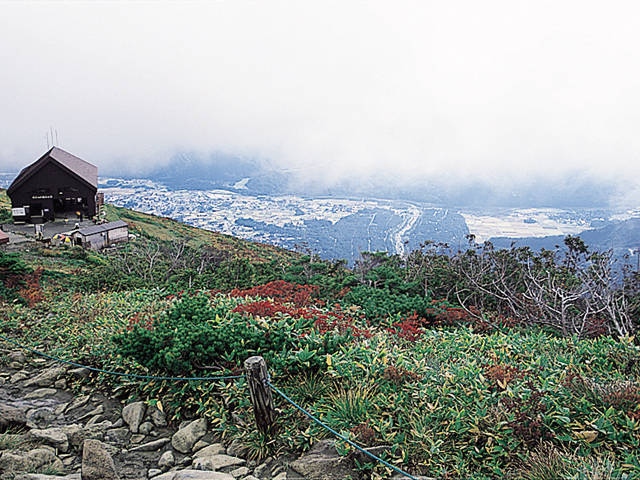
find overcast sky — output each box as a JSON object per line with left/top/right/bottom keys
{"left": 1, "top": 1, "right": 640, "bottom": 201}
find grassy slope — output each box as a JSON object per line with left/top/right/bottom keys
{"left": 105, "top": 203, "right": 297, "bottom": 264}
{"left": 0, "top": 188, "right": 297, "bottom": 265}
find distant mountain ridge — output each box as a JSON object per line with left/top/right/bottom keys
{"left": 135, "top": 152, "right": 618, "bottom": 207}
{"left": 490, "top": 217, "right": 640, "bottom": 261}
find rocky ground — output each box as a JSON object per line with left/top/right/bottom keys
{"left": 0, "top": 345, "right": 369, "bottom": 480}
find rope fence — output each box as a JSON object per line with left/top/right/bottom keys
{"left": 1, "top": 333, "right": 419, "bottom": 479}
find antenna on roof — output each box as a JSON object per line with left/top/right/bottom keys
{"left": 45, "top": 133, "right": 50, "bottom": 149}
{"left": 55, "top": 129, "right": 59, "bottom": 146}
{"left": 50, "top": 126, "right": 55, "bottom": 147}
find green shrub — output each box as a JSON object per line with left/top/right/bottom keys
{"left": 341, "top": 285, "right": 432, "bottom": 322}
{"left": 113, "top": 293, "right": 352, "bottom": 376}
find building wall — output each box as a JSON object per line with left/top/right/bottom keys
{"left": 80, "top": 226, "right": 129, "bottom": 250}
{"left": 107, "top": 227, "right": 129, "bottom": 244}
{"left": 9, "top": 161, "right": 97, "bottom": 221}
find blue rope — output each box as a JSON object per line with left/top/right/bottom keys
{"left": 0, "top": 333, "right": 244, "bottom": 382}
{"left": 268, "top": 381, "right": 419, "bottom": 480}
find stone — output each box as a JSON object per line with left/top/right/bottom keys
{"left": 24, "top": 387, "right": 57, "bottom": 399}
{"left": 64, "top": 395, "right": 91, "bottom": 413}
{"left": 149, "top": 468, "right": 164, "bottom": 478}
{"left": 26, "top": 406, "right": 57, "bottom": 429}
{"left": 8, "top": 350, "right": 26, "bottom": 364}
{"left": 85, "top": 414, "right": 106, "bottom": 426}
{"left": 152, "top": 471, "right": 235, "bottom": 480}
{"left": 171, "top": 418, "right": 208, "bottom": 454}
{"left": 148, "top": 404, "right": 168, "bottom": 427}
{"left": 68, "top": 366, "right": 91, "bottom": 380}
{"left": 192, "top": 454, "right": 245, "bottom": 471}
{"left": 225, "top": 439, "right": 244, "bottom": 458}
{"left": 61, "top": 424, "right": 85, "bottom": 448}
{"left": 76, "top": 404, "right": 105, "bottom": 422}
{"left": 24, "top": 447, "right": 64, "bottom": 473}
{"left": 103, "top": 427, "right": 130, "bottom": 446}
{"left": 29, "top": 427, "right": 70, "bottom": 453}
{"left": 193, "top": 444, "right": 226, "bottom": 458}
{"left": 290, "top": 440, "right": 357, "bottom": 480}
{"left": 81, "top": 439, "right": 120, "bottom": 480}
{"left": 0, "top": 447, "right": 64, "bottom": 475}
{"left": 158, "top": 450, "right": 176, "bottom": 470}
{"left": 0, "top": 401, "right": 27, "bottom": 430}
{"left": 10, "top": 371, "right": 29, "bottom": 383}
{"left": 252, "top": 459, "right": 272, "bottom": 478}
{"left": 54, "top": 378, "right": 67, "bottom": 389}
{"left": 128, "top": 437, "right": 171, "bottom": 452}
{"left": 192, "top": 439, "right": 210, "bottom": 452}
{"left": 273, "top": 473, "right": 287, "bottom": 480}
{"left": 24, "top": 366, "right": 67, "bottom": 388}
{"left": 109, "top": 418, "right": 124, "bottom": 428}
{"left": 0, "top": 451, "right": 28, "bottom": 472}
{"left": 14, "top": 474, "right": 81, "bottom": 479}
{"left": 229, "top": 466, "right": 250, "bottom": 478}
{"left": 121, "top": 401, "right": 146, "bottom": 433}
{"left": 139, "top": 421, "right": 155, "bottom": 435}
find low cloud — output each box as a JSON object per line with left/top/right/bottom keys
{"left": 1, "top": 1, "right": 639, "bottom": 201}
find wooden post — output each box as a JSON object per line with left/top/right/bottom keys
{"left": 244, "top": 355, "right": 275, "bottom": 434}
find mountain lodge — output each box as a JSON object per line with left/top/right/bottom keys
{"left": 7, "top": 147, "right": 98, "bottom": 223}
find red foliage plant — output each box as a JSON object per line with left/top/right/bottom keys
{"left": 387, "top": 313, "right": 426, "bottom": 342}
{"left": 230, "top": 280, "right": 319, "bottom": 307}
{"left": 383, "top": 364, "right": 421, "bottom": 385}
{"left": 126, "top": 312, "right": 154, "bottom": 331}
{"left": 17, "top": 267, "right": 44, "bottom": 307}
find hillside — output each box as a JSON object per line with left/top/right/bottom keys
{"left": 104, "top": 203, "right": 298, "bottom": 265}
{"left": 1, "top": 191, "right": 640, "bottom": 479}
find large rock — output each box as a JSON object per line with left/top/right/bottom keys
{"left": 26, "top": 406, "right": 57, "bottom": 428}
{"left": 171, "top": 418, "right": 207, "bottom": 454}
{"left": 290, "top": 439, "right": 360, "bottom": 480}
{"left": 0, "top": 401, "right": 27, "bottom": 430}
{"left": 0, "top": 447, "right": 64, "bottom": 475}
{"left": 147, "top": 404, "right": 168, "bottom": 427}
{"left": 158, "top": 450, "right": 176, "bottom": 470}
{"left": 192, "top": 454, "right": 245, "bottom": 471}
{"left": 193, "top": 444, "right": 225, "bottom": 458}
{"left": 13, "top": 474, "right": 81, "bottom": 480}
{"left": 81, "top": 439, "right": 119, "bottom": 480}
{"left": 24, "top": 366, "right": 67, "bottom": 388}
{"left": 25, "top": 448, "right": 64, "bottom": 473}
{"left": 152, "top": 471, "right": 235, "bottom": 480}
{"left": 121, "top": 401, "right": 146, "bottom": 433}
{"left": 29, "top": 427, "right": 70, "bottom": 453}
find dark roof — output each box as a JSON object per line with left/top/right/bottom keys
{"left": 7, "top": 147, "right": 98, "bottom": 195}
{"left": 75, "top": 220, "right": 128, "bottom": 237}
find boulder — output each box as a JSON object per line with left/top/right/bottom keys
{"left": 81, "top": 439, "right": 119, "bottom": 480}
{"left": 158, "top": 450, "right": 175, "bottom": 470}
{"left": 171, "top": 418, "right": 207, "bottom": 454}
{"left": 193, "top": 444, "right": 226, "bottom": 458}
{"left": 0, "top": 401, "right": 27, "bottom": 430}
{"left": 121, "top": 401, "right": 146, "bottom": 433}
{"left": 24, "top": 366, "right": 67, "bottom": 388}
{"left": 26, "top": 406, "right": 57, "bottom": 428}
{"left": 148, "top": 404, "right": 168, "bottom": 427}
{"left": 290, "top": 439, "right": 359, "bottom": 480}
{"left": 192, "top": 454, "right": 245, "bottom": 471}
{"left": 152, "top": 471, "right": 235, "bottom": 480}
{"left": 29, "top": 427, "right": 70, "bottom": 453}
